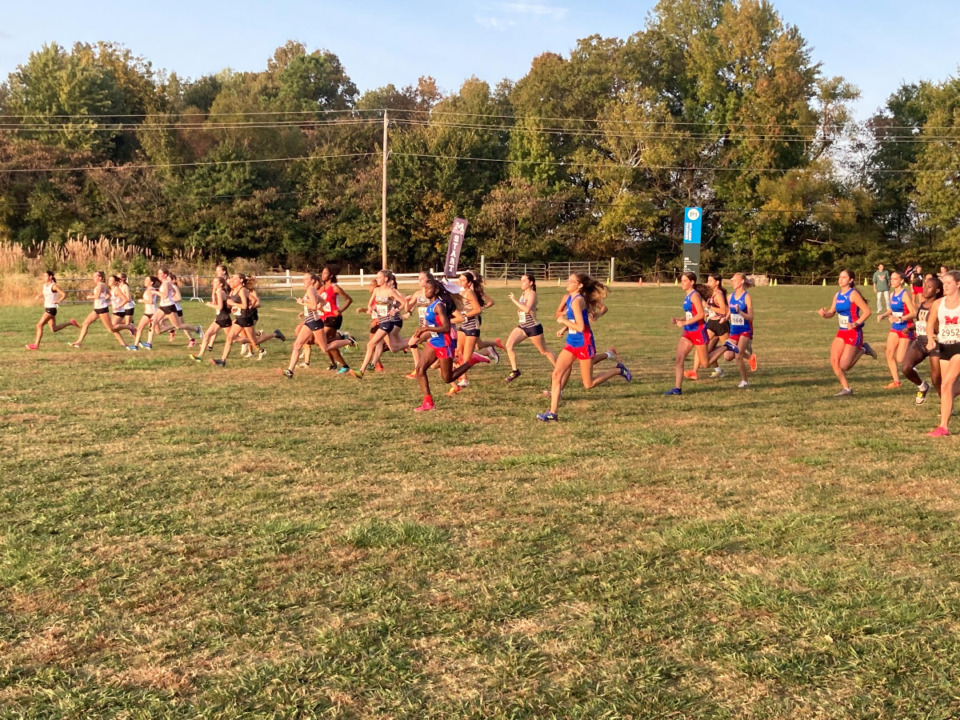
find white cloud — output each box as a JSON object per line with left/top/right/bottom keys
{"left": 474, "top": 1, "right": 568, "bottom": 29}
{"left": 475, "top": 15, "right": 516, "bottom": 30}
{"left": 500, "top": 1, "right": 568, "bottom": 21}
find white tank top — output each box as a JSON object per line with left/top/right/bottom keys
{"left": 93, "top": 284, "right": 109, "bottom": 310}
{"left": 42, "top": 282, "right": 58, "bottom": 308}
{"left": 111, "top": 287, "right": 124, "bottom": 311}
{"left": 122, "top": 285, "right": 135, "bottom": 310}
{"left": 938, "top": 297, "right": 960, "bottom": 345}
{"left": 143, "top": 288, "right": 157, "bottom": 315}
{"left": 164, "top": 282, "right": 177, "bottom": 305}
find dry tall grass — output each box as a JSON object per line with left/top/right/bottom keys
{"left": 0, "top": 235, "right": 151, "bottom": 274}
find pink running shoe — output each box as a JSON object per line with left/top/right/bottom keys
{"left": 927, "top": 427, "right": 951, "bottom": 438}
{"left": 470, "top": 352, "right": 491, "bottom": 365}
{"left": 69, "top": 319, "right": 79, "bottom": 328}
{"left": 414, "top": 399, "right": 435, "bottom": 412}
{"left": 25, "top": 344, "right": 38, "bottom": 350}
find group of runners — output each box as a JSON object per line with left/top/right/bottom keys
{"left": 24, "top": 262, "right": 960, "bottom": 435}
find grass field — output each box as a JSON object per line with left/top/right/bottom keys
{"left": 2, "top": 285, "right": 960, "bottom": 719}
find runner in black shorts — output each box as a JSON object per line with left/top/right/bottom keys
{"left": 190, "top": 275, "right": 233, "bottom": 362}
{"left": 925, "top": 270, "right": 960, "bottom": 436}
{"left": 690, "top": 273, "right": 728, "bottom": 380}
{"left": 352, "top": 270, "right": 412, "bottom": 379}
{"left": 902, "top": 275, "right": 944, "bottom": 405}
{"left": 504, "top": 273, "right": 556, "bottom": 382}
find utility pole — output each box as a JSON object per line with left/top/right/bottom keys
{"left": 381, "top": 110, "right": 388, "bottom": 270}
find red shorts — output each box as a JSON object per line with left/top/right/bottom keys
{"left": 729, "top": 331, "right": 753, "bottom": 343}
{"left": 836, "top": 328, "right": 863, "bottom": 347}
{"left": 564, "top": 344, "right": 596, "bottom": 360}
{"left": 683, "top": 328, "right": 709, "bottom": 346}
{"left": 911, "top": 286, "right": 923, "bottom": 296}
{"left": 430, "top": 345, "right": 454, "bottom": 360}
{"left": 891, "top": 329, "right": 915, "bottom": 341}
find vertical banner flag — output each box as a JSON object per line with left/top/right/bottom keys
{"left": 444, "top": 217, "right": 468, "bottom": 277}
{"left": 683, "top": 207, "right": 703, "bottom": 279}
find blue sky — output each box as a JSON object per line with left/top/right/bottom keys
{"left": 2, "top": 1, "right": 958, "bottom": 121}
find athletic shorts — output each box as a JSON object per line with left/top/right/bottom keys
{"left": 159, "top": 304, "right": 177, "bottom": 317}
{"left": 836, "top": 328, "right": 863, "bottom": 347}
{"left": 305, "top": 318, "right": 323, "bottom": 332}
{"left": 113, "top": 311, "right": 126, "bottom": 320}
{"left": 939, "top": 343, "right": 960, "bottom": 361}
{"left": 913, "top": 336, "right": 940, "bottom": 359}
{"left": 729, "top": 331, "right": 752, "bottom": 343}
{"left": 122, "top": 308, "right": 135, "bottom": 317}
{"left": 143, "top": 312, "right": 154, "bottom": 320}
{"left": 521, "top": 324, "right": 544, "bottom": 338}
{"left": 377, "top": 320, "right": 402, "bottom": 334}
{"left": 323, "top": 315, "right": 343, "bottom": 330}
{"left": 430, "top": 345, "right": 454, "bottom": 360}
{"left": 564, "top": 343, "right": 595, "bottom": 360}
{"left": 235, "top": 315, "right": 254, "bottom": 328}
{"left": 215, "top": 312, "right": 232, "bottom": 329}
{"left": 891, "top": 329, "right": 915, "bottom": 341}
{"left": 707, "top": 319, "right": 730, "bottom": 337}
{"left": 252, "top": 310, "right": 259, "bottom": 324}
{"left": 44, "top": 307, "right": 58, "bottom": 317}
{"left": 683, "top": 328, "right": 709, "bottom": 346}
{"left": 176, "top": 309, "right": 184, "bottom": 318}
{"left": 912, "top": 286, "right": 923, "bottom": 296}
{"left": 94, "top": 307, "right": 110, "bottom": 315}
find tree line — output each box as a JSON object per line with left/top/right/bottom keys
{"left": 1, "top": 0, "right": 958, "bottom": 279}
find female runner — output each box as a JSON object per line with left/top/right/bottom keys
{"left": 816, "top": 269, "right": 876, "bottom": 396}
{"left": 70, "top": 271, "right": 134, "bottom": 348}
{"left": 706, "top": 272, "right": 754, "bottom": 388}
{"left": 211, "top": 273, "right": 262, "bottom": 367}
{"left": 877, "top": 270, "right": 916, "bottom": 389}
{"left": 107, "top": 275, "right": 138, "bottom": 349}
{"left": 665, "top": 272, "right": 710, "bottom": 396}
{"left": 281, "top": 274, "right": 354, "bottom": 378}
{"left": 319, "top": 266, "right": 353, "bottom": 373}
{"left": 26, "top": 271, "right": 76, "bottom": 349}
{"left": 901, "top": 275, "right": 943, "bottom": 405}
{"left": 688, "top": 273, "right": 729, "bottom": 380}
{"left": 239, "top": 277, "right": 284, "bottom": 359}
{"left": 537, "top": 274, "right": 630, "bottom": 421}
{"left": 925, "top": 270, "right": 960, "bottom": 437}
{"left": 404, "top": 270, "right": 433, "bottom": 379}
{"left": 351, "top": 271, "right": 412, "bottom": 379}
{"left": 447, "top": 271, "right": 502, "bottom": 394}
{"left": 409, "top": 277, "right": 491, "bottom": 412}
{"left": 504, "top": 273, "right": 556, "bottom": 382}
{"left": 131, "top": 276, "right": 162, "bottom": 349}
{"left": 152, "top": 269, "right": 202, "bottom": 343}
{"left": 189, "top": 275, "right": 233, "bottom": 362}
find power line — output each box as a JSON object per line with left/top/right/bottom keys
{"left": 0, "top": 152, "right": 376, "bottom": 174}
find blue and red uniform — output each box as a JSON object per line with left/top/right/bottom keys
{"left": 425, "top": 299, "right": 455, "bottom": 359}
{"left": 682, "top": 291, "right": 709, "bottom": 346}
{"left": 835, "top": 288, "right": 863, "bottom": 347}
{"left": 889, "top": 288, "right": 915, "bottom": 340}
{"left": 563, "top": 294, "right": 596, "bottom": 359}
{"left": 728, "top": 290, "right": 753, "bottom": 341}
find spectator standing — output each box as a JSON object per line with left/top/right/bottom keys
{"left": 872, "top": 263, "right": 891, "bottom": 314}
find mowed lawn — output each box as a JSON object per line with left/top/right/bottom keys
{"left": 2, "top": 285, "right": 960, "bottom": 719}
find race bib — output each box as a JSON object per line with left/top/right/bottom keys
{"left": 892, "top": 312, "right": 903, "bottom": 322}
{"left": 916, "top": 319, "right": 927, "bottom": 336}
{"left": 838, "top": 313, "right": 850, "bottom": 329}
{"left": 518, "top": 312, "right": 528, "bottom": 324}
{"left": 321, "top": 302, "right": 332, "bottom": 314}
{"left": 941, "top": 318, "right": 960, "bottom": 343}
{"left": 376, "top": 303, "right": 389, "bottom": 317}
{"left": 731, "top": 313, "right": 745, "bottom": 326}
{"left": 417, "top": 307, "right": 427, "bottom": 319}
{"left": 232, "top": 306, "right": 240, "bottom": 315}
{"left": 685, "top": 311, "right": 693, "bottom": 323}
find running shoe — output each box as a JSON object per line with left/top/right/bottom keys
{"left": 196, "top": 325, "right": 203, "bottom": 335}
{"left": 495, "top": 338, "right": 505, "bottom": 350}
{"left": 297, "top": 361, "right": 310, "bottom": 369}
{"left": 281, "top": 369, "right": 294, "bottom": 379}
{"left": 69, "top": 342, "right": 81, "bottom": 348}
{"left": 457, "top": 378, "right": 470, "bottom": 388}
{"left": 343, "top": 333, "right": 358, "bottom": 347}
{"left": 206, "top": 343, "right": 214, "bottom": 351}
{"left": 211, "top": 359, "right": 226, "bottom": 367}
{"left": 125, "top": 345, "right": 139, "bottom": 351}
{"left": 189, "top": 354, "right": 202, "bottom": 363}
{"left": 138, "top": 342, "right": 152, "bottom": 350}
{"left": 738, "top": 380, "right": 750, "bottom": 389}
{"left": 541, "top": 389, "right": 563, "bottom": 399}
{"left": 606, "top": 347, "right": 623, "bottom": 363}
{"left": 404, "top": 371, "right": 418, "bottom": 380}
{"left": 414, "top": 400, "right": 435, "bottom": 413}
{"left": 350, "top": 369, "right": 364, "bottom": 379}
{"left": 168, "top": 330, "right": 176, "bottom": 342}
{"left": 748, "top": 354, "right": 758, "bottom": 372}
{"left": 470, "top": 352, "right": 491, "bottom": 365}
{"left": 25, "top": 344, "right": 38, "bottom": 350}
{"left": 927, "top": 426, "right": 951, "bottom": 437}
{"left": 187, "top": 339, "right": 196, "bottom": 348}
{"left": 367, "top": 363, "right": 376, "bottom": 371}
{"left": 536, "top": 412, "right": 559, "bottom": 422}
{"left": 488, "top": 347, "right": 500, "bottom": 364}
{"left": 257, "top": 348, "right": 266, "bottom": 361}
{"left": 833, "top": 388, "right": 853, "bottom": 397}
{"left": 884, "top": 381, "right": 901, "bottom": 389}
{"left": 711, "top": 367, "right": 724, "bottom": 378}
{"left": 240, "top": 345, "right": 251, "bottom": 358}
{"left": 374, "top": 362, "right": 385, "bottom": 372}
{"left": 446, "top": 385, "right": 462, "bottom": 396}
{"left": 664, "top": 387, "right": 682, "bottom": 396}
{"left": 275, "top": 329, "right": 286, "bottom": 342}
{"left": 327, "top": 363, "right": 338, "bottom": 371}
{"left": 916, "top": 381, "right": 930, "bottom": 406}
{"left": 863, "top": 343, "right": 878, "bottom": 360}
{"left": 337, "top": 366, "right": 351, "bottom": 375}
{"left": 69, "top": 319, "right": 79, "bottom": 328}
{"left": 505, "top": 369, "right": 522, "bottom": 383}
{"left": 617, "top": 362, "right": 632, "bottom": 382}
{"left": 683, "top": 370, "right": 697, "bottom": 380}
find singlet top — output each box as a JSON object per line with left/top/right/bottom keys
{"left": 913, "top": 273, "right": 924, "bottom": 288}
{"left": 915, "top": 300, "right": 933, "bottom": 339}
{"left": 110, "top": 286, "right": 125, "bottom": 311}
{"left": 889, "top": 289, "right": 913, "bottom": 332}
{"left": 937, "top": 297, "right": 960, "bottom": 345}
{"left": 230, "top": 292, "right": 245, "bottom": 316}
{"left": 706, "top": 290, "right": 725, "bottom": 321}
{"left": 728, "top": 290, "right": 751, "bottom": 335}
{"left": 682, "top": 291, "right": 704, "bottom": 332}
{"left": 121, "top": 284, "right": 136, "bottom": 311}
{"left": 425, "top": 299, "right": 454, "bottom": 349}
{"left": 143, "top": 288, "right": 158, "bottom": 315}
{"left": 319, "top": 285, "right": 339, "bottom": 320}
{"left": 415, "top": 293, "right": 431, "bottom": 328}
{"left": 373, "top": 291, "right": 399, "bottom": 323}
{"left": 42, "top": 282, "right": 58, "bottom": 309}
{"left": 159, "top": 281, "right": 176, "bottom": 306}
{"left": 93, "top": 283, "right": 110, "bottom": 310}
{"left": 835, "top": 289, "right": 860, "bottom": 330}
{"left": 564, "top": 294, "right": 592, "bottom": 349}
{"left": 517, "top": 291, "right": 538, "bottom": 328}
{"left": 302, "top": 288, "right": 319, "bottom": 322}
{"left": 459, "top": 293, "right": 481, "bottom": 331}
